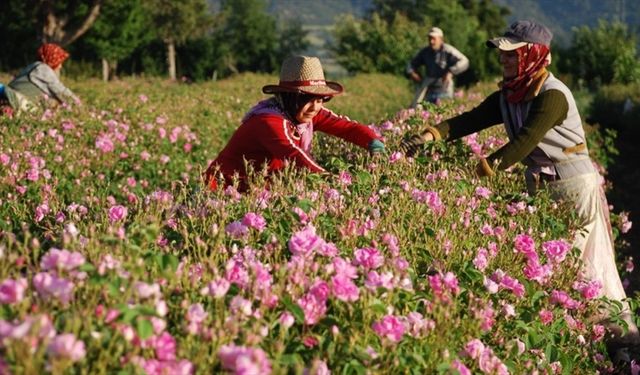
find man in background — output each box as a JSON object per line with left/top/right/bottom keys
{"left": 407, "top": 27, "right": 469, "bottom": 107}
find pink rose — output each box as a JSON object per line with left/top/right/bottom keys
{"left": 218, "top": 344, "right": 272, "bottom": 375}
{"left": 288, "top": 226, "right": 325, "bottom": 257}
{"left": 108, "top": 205, "right": 128, "bottom": 223}
{"left": 330, "top": 274, "right": 359, "bottom": 302}
{"left": 353, "top": 247, "right": 384, "bottom": 270}
{"left": 48, "top": 333, "right": 86, "bottom": 362}
{"left": 0, "top": 278, "right": 28, "bottom": 304}
{"left": 241, "top": 212, "right": 267, "bottom": 232}
{"left": 372, "top": 315, "right": 406, "bottom": 342}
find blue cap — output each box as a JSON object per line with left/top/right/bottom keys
{"left": 487, "top": 20, "right": 553, "bottom": 50}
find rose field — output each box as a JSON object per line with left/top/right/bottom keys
{"left": 0, "top": 73, "right": 638, "bottom": 374}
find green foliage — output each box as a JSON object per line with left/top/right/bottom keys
{"left": 559, "top": 21, "right": 640, "bottom": 88}
{"left": 590, "top": 83, "right": 640, "bottom": 130}
{"left": 218, "top": 0, "right": 278, "bottom": 73}
{"left": 143, "top": 0, "right": 212, "bottom": 45}
{"left": 613, "top": 47, "right": 640, "bottom": 85}
{"left": 84, "top": 0, "right": 152, "bottom": 63}
{"left": 332, "top": 13, "right": 423, "bottom": 75}
{"left": 0, "top": 0, "right": 40, "bottom": 71}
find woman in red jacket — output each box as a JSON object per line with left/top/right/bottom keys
{"left": 204, "top": 55, "right": 384, "bottom": 191}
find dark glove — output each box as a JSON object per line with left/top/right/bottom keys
{"left": 475, "top": 158, "right": 496, "bottom": 178}
{"left": 399, "top": 134, "right": 426, "bottom": 157}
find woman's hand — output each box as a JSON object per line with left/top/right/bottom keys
{"left": 399, "top": 132, "right": 434, "bottom": 157}
{"left": 368, "top": 139, "right": 386, "bottom": 157}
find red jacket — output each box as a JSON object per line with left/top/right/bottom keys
{"left": 204, "top": 107, "right": 379, "bottom": 190}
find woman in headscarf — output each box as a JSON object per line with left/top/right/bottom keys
{"left": 203, "top": 55, "right": 385, "bottom": 192}
{"left": 0, "top": 43, "right": 80, "bottom": 113}
{"left": 400, "top": 20, "right": 638, "bottom": 344}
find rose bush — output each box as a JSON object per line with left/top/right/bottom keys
{"left": 0, "top": 73, "right": 635, "bottom": 373}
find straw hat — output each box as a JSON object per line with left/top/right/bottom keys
{"left": 262, "top": 56, "right": 343, "bottom": 96}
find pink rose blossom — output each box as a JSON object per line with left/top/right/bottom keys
{"left": 389, "top": 151, "right": 404, "bottom": 163}
{"left": 514, "top": 234, "right": 537, "bottom": 261}
{"left": 289, "top": 226, "right": 325, "bottom": 257}
{"left": 0, "top": 278, "right": 28, "bottom": 304}
{"left": 40, "top": 248, "right": 85, "bottom": 272}
{"left": 365, "top": 270, "right": 394, "bottom": 291}
{"left": 442, "top": 272, "right": 460, "bottom": 295}
{"left": 279, "top": 312, "right": 295, "bottom": 329}
{"left": 451, "top": 359, "right": 471, "bottom": 375}
{"left": 550, "top": 290, "right": 581, "bottom": 310}
{"left": 218, "top": 344, "right": 272, "bottom": 375}
{"left": 230, "top": 296, "right": 252, "bottom": 316}
{"left": 475, "top": 186, "right": 492, "bottom": 199}
{"left": 33, "top": 272, "right": 74, "bottom": 303}
{"left": 133, "top": 281, "right": 161, "bottom": 299}
{"left": 154, "top": 332, "right": 177, "bottom": 361}
{"left": 95, "top": 134, "right": 114, "bottom": 153}
{"left": 372, "top": 315, "right": 406, "bottom": 342}
{"left": 331, "top": 274, "right": 359, "bottom": 302}
{"left": 523, "top": 259, "right": 553, "bottom": 284}
{"left": 186, "top": 303, "right": 208, "bottom": 334}
{"left": 47, "top": 333, "right": 86, "bottom": 362}
{"left": 35, "top": 203, "right": 50, "bottom": 222}
{"left": 543, "top": 239, "right": 571, "bottom": 264}
{"left": 539, "top": 309, "right": 554, "bottom": 325}
{"left": 573, "top": 280, "right": 602, "bottom": 300}
{"left": 592, "top": 324, "right": 606, "bottom": 342}
{"left": 473, "top": 248, "right": 489, "bottom": 271}
{"left": 225, "top": 221, "right": 249, "bottom": 239}
{"left": 241, "top": 212, "right": 267, "bottom": 232}
{"left": 108, "top": 205, "right": 128, "bottom": 223}
{"left": 464, "top": 339, "right": 485, "bottom": 359}
{"left": 353, "top": 247, "right": 384, "bottom": 269}
{"left": 207, "top": 278, "right": 231, "bottom": 298}
{"left": 331, "top": 257, "right": 358, "bottom": 279}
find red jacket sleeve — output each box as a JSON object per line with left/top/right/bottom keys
{"left": 255, "top": 115, "right": 326, "bottom": 173}
{"left": 313, "top": 108, "right": 380, "bottom": 149}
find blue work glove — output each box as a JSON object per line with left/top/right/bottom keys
{"left": 368, "top": 139, "right": 386, "bottom": 156}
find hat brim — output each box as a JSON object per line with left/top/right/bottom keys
{"left": 486, "top": 37, "right": 527, "bottom": 51}
{"left": 262, "top": 81, "right": 344, "bottom": 96}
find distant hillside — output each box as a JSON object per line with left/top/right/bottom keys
{"left": 495, "top": 0, "right": 640, "bottom": 46}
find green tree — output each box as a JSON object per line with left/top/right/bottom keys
{"left": 0, "top": 0, "right": 40, "bottom": 70}
{"left": 144, "top": 0, "right": 213, "bottom": 80}
{"left": 0, "top": 0, "right": 102, "bottom": 70}
{"left": 84, "top": 0, "right": 151, "bottom": 81}
{"left": 275, "top": 20, "right": 308, "bottom": 66}
{"left": 219, "top": 0, "right": 279, "bottom": 73}
{"left": 560, "top": 20, "right": 639, "bottom": 88}
{"left": 332, "top": 12, "right": 423, "bottom": 75}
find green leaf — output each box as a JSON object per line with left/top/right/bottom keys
{"left": 343, "top": 359, "right": 366, "bottom": 375}
{"left": 369, "top": 301, "right": 388, "bottom": 315}
{"left": 297, "top": 199, "right": 314, "bottom": 214}
{"left": 162, "top": 254, "right": 180, "bottom": 272}
{"left": 281, "top": 296, "right": 305, "bottom": 324}
{"left": 120, "top": 307, "right": 140, "bottom": 324}
{"left": 135, "top": 318, "right": 154, "bottom": 340}
{"left": 279, "top": 353, "right": 302, "bottom": 366}
{"left": 78, "top": 263, "right": 96, "bottom": 272}
{"left": 530, "top": 290, "right": 546, "bottom": 305}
